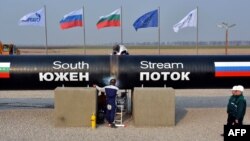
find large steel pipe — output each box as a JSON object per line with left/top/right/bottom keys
{"left": 1, "top": 55, "right": 250, "bottom": 90}
{"left": 0, "top": 55, "right": 110, "bottom": 90}
{"left": 118, "top": 55, "right": 250, "bottom": 88}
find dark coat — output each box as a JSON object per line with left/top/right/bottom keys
{"left": 227, "top": 94, "right": 246, "bottom": 120}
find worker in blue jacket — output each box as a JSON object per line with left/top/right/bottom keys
{"left": 94, "top": 79, "right": 120, "bottom": 128}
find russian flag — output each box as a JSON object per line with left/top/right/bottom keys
{"left": 60, "top": 9, "right": 83, "bottom": 29}
{"left": 214, "top": 62, "right": 250, "bottom": 77}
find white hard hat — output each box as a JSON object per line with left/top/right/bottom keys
{"left": 237, "top": 85, "right": 244, "bottom": 92}
{"left": 116, "top": 45, "right": 128, "bottom": 55}
{"left": 231, "top": 86, "right": 237, "bottom": 91}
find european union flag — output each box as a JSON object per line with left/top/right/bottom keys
{"left": 133, "top": 9, "right": 158, "bottom": 31}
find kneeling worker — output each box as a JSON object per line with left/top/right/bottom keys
{"left": 93, "top": 79, "right": 120, "bottom": 128}
{"left": 112, "top": 44, "right": 129, "bottom": 55}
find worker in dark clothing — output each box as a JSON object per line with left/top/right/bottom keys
{"left": 221, "top": 85, "right": 247, "bottom": 136}
{"left": 93, "top": 79, "right": 120, "bottom": 128}
{"left": 226, "top": 85, "right": 247, "bottom": 125}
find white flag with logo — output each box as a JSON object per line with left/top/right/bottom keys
{"left": 173, "top": 8, "right": 197, "bottom": 32}
{"left": 18, "top": 8, "right": 45, "bottom": 26}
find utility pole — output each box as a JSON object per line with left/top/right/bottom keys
{"left": 217, "top": 22, "right": 236, "bottom": 55}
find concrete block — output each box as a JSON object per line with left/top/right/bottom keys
{"left": 133, "top": 87, "right": 175, "bottom": 127}
{"left": 54, "top": 87, "right": 96, "bottom": 127}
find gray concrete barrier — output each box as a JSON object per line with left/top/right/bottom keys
{"left": 54, "top": 87, "right": 96, "bottom": 127}
{"left": 133, "top": 87, "right": 175, "bottom": 127}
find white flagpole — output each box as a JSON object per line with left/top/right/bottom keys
{"left": 158, "top": 7, "right": 161, "bottom": 55}
{"left": 82, "top": 6, "right": 86, "bottom": 55}
{"left": 120, "top": 6, "right": 123, "bottom": 44}
{"left": 44, "top": 5, "right": 48, "bottom": 55}
{"left": 196, "top": 6, "right": 199, "bottom": 55}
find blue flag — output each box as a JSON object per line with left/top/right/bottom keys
{"left": 133, "top": 9, "right": 158, "bottom": 31}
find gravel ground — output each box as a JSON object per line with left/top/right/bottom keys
{"left": 0, "top": 89, "right": 250, "bottom": 141}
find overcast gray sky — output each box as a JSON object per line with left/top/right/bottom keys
{"left": 0, "top": 0, "right": 249, "bottom": 46}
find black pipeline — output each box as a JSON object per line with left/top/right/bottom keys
{"left": 0, "top": 55, "right": 250, "bottom": 90}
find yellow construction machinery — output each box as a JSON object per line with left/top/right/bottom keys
{"left": 0, "top": 41, "right": 20, "bottom": 55}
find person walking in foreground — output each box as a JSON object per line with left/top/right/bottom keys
{"left": 227, "top": 85, "right": 247, "bottom": 126}
{"left": 93, "top": 79, "right": 120, "bottom": 128}
{"left": 221, "top": 85, "right": 247, "bottom": 136}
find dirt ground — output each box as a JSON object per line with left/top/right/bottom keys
{"left": 0, "top": 89, "right": 249, "bottom": 141}
{"left": 19, "top": 47, "right": 250, "bottom": 55}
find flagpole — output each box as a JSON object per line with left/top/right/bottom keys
{"left": 82, "top": 6, "right": 86, "bottom": 55}
{"left": 44, "top": 5, "right": 48, "bottom": 55}
{"left": 196, "top": 6, "right": 199, "bottom": 55}
{"left": 120, "top": 6, "right": 123, "bottom": 44}
{"left": 158, "top": 7, "right": 161, "bottom": 55}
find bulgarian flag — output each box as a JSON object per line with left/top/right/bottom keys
{"left": 96, "top": 8, "right": 121, "bottom": 29}
{"left": 0, "top": 62, "right": 10, "bottom": 78}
